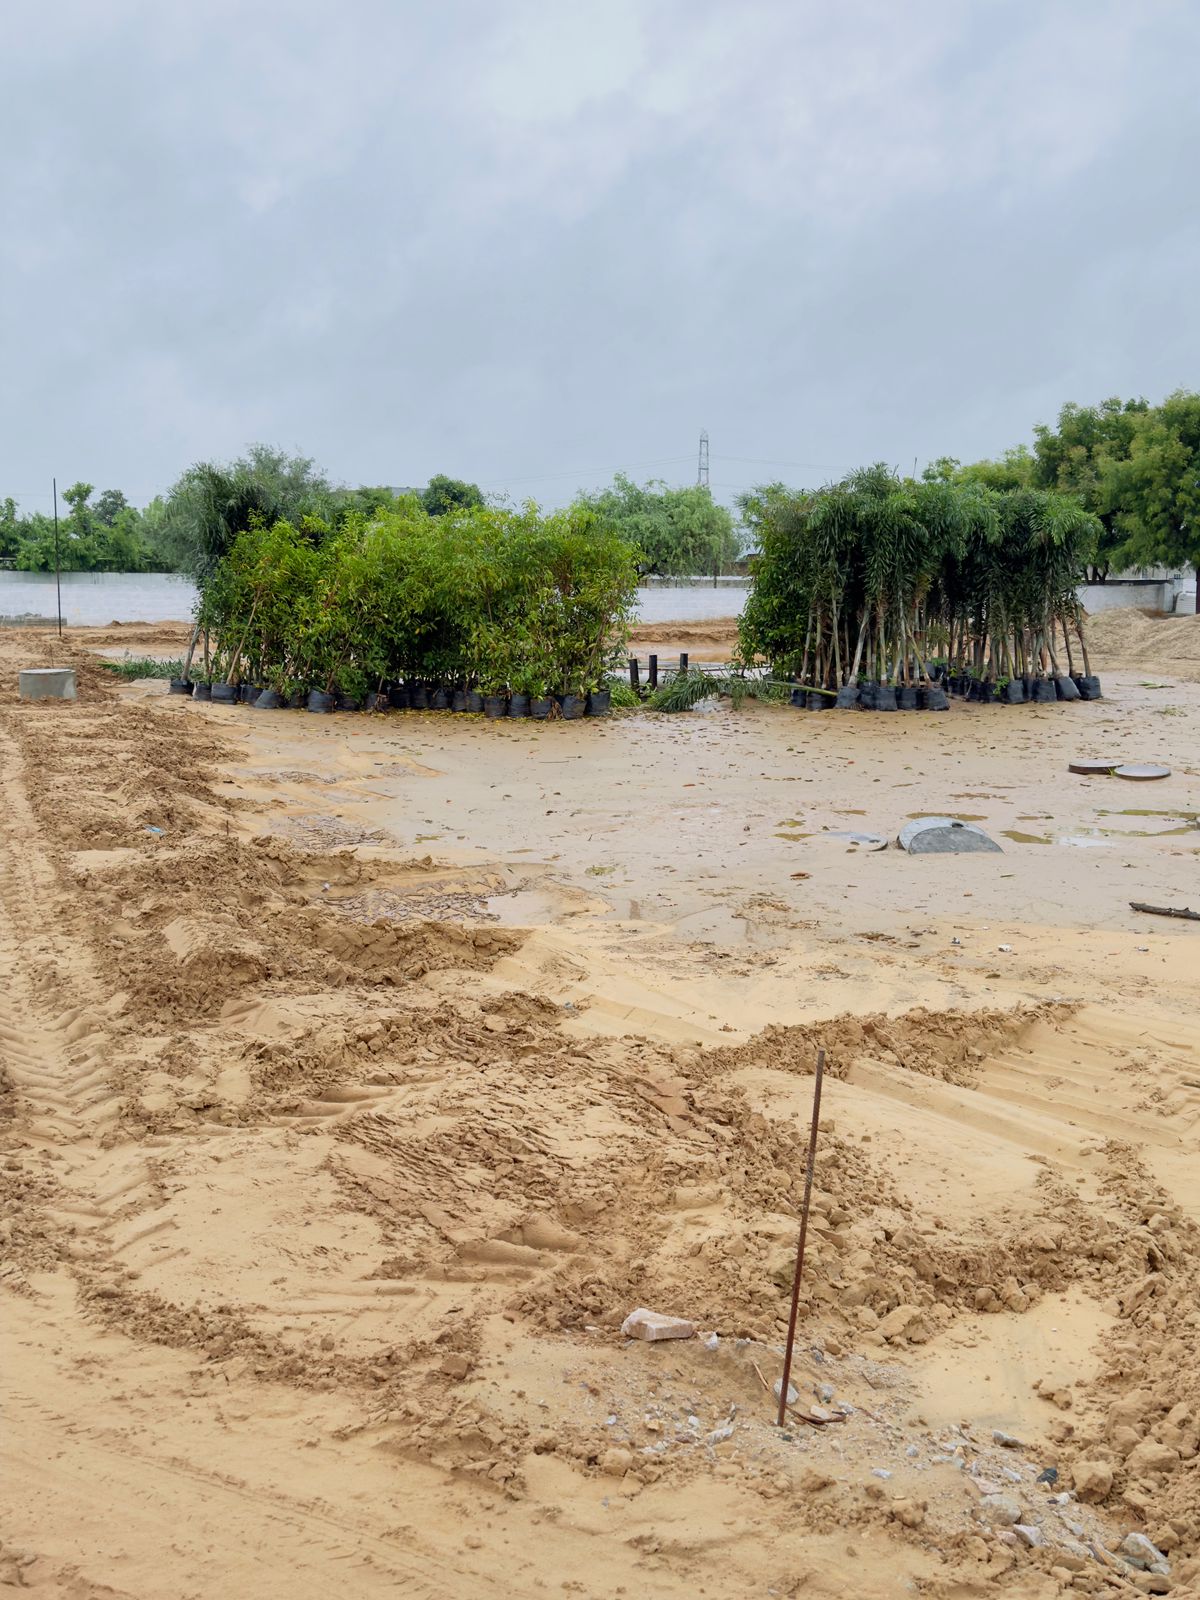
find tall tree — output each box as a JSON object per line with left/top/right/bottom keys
{"left": 159, "top": 445, "right": 334, "bottom": 583}
{"left": 1031, "top": 397, "right": 1150, "bottom": 579}
{"left": 93, "top": 488, "right": 131, "bottom": 526}
{"left": 1104, "top": 391, "right": 1200, "bottom": 611}
{"left": 0, "top": 497, "right": 19, "bottom": 562}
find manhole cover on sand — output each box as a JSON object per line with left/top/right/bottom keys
{"left": 1069, "top": 760, "right": 1119, "bottom": 775}
{"left": 897, "top": 818, "right": 1002, "bottom": 855}
{"left": 1114, "top": 764, "right": 1171, "bottom": 781}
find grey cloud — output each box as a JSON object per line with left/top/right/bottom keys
{"left": 2, "top": 0, "right": 1197, "bottom": 512}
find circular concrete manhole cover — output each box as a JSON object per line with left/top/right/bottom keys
{"left": 1114, "top": 764, "right": 1171, "bottom": 781}
{"left": 897, "top": 818, "right": 1003, "bottom": 854}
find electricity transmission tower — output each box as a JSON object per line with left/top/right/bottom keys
{"left": 697, "top": 429, "right": 709, "bottom": 489}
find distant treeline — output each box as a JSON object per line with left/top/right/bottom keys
{"left": 6, "top": 390, "right": 1195, "bottom": 584}
{"left": 0, "top": 463, "right": 495, "bottom": 575}
{"left": 1, "top": 485, "right": 174, "bottom": 573}
{"left": 0, "top": 451, "right": 741, "bottom": 580}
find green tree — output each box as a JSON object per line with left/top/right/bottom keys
{"left": 159, "top": 445, "right": 334, "bottom": 584}
{"left": 421, "top": 475, "right": 484, "bottom": 516}
{"left": 1031, "top": 397, "right": 1150, "bottom": 579}
{"left": 0, "top": 497, "right": 20, "bottom": 562}
{"left": 577, "top": 474, "right": 740, "bottom": 577}
{"left": 1104, "top": 391, "right": 1200, "bottom": 610}
{"left": 93, "top": 488, "right": 131, "bottom": 526}
{"left": 336, "top": 485, "right": 401, "bottom": 520}
{"left": 923, "top": 447, "right": 1037, "bottom": 493}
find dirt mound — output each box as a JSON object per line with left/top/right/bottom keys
{"left": 4, "top": 625, "right": 1200, "bottom": 1597}
{"left": 699, "top": 1004, "right": 1071, "bottom": 1088}
{"left": 1087, "top": 608, "right": 1200, "bottom": 681}
{"left": 628, "top": 617, "right": 741, "bottom": 645}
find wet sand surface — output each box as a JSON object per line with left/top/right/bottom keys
{"left": 2, "top": 622, "right": 1199, "bottom": 1598}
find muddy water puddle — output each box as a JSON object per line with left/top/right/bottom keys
{"left": 906, "top": 812, "right": 987, "bottom": 821}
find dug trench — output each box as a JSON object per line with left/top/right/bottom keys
{"left": 1, "top": 633, "right": 1199, "bottom": 1599}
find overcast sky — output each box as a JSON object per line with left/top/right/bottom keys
{"left": 3, "top": 0, "right": 1198, "bottom": 513}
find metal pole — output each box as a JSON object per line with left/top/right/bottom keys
{"left": 776, "top": 1047, "right": 826, "bottom": 1426}
{"left": 52, "top": 477, "right": 63, "bottom": 637}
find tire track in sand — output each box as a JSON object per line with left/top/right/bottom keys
{"left": 0, "top": 722, "right": 162, "bottom": 1264}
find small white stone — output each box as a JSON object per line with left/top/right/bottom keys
{"left": 773, "top": 1379, "right": 799, "bottom": 1405}
{"left": 1014, "top": 1524, "right": 1043, "bottom": 1548}
{"left": 872, "top": 1468, "right": 892, "bottom": 1480}
{"left": 1120, "top": 1533, "right": 1168, "bottom": 1571}
{"left": 621, "top": 1308, "right": 697, "bottom": 1342}
{"left": 978, "top": 1494, "right": 1022, "bottom": 1528}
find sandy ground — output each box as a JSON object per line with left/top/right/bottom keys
{"left": 2, "top": 620, "right": 1199, "bottom": 1599}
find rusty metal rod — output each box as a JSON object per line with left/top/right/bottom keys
{"left": 776, "top": 1046, "right": 826, "bottom": 1427}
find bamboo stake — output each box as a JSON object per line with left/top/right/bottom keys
{"left": 777, "top": 1047, "right": 826, "bottom": 1427}
{"left": 181, "top": 620, "right": 203, "bottom": 682}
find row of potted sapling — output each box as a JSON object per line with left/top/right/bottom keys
{"left": 740, "top": 466, "right": 1104, "bottom": 717}
{"left": 790, "top": 661, "right": 1102, "bottom": 712}
{"left": 174, "top": 678, "right": 614, "bottom": 718}
{"left": 168, "top": 502, "right": 638, "bottom": 728}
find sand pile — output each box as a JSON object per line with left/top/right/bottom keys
{"left": 1087, "top": 609, "right": 1200, "bottom": 682}
{"left": 628, "top": 617, "right": 741, "bottom": 646}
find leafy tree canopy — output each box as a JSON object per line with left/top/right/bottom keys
{"left": 942, "top": 392, "right": 1198, "bottom": 587}
{"left": 421, "top": 475, "right": 484, "bottom": 517}
{"left": 576, "top": 473, "right": 740, "bottom": 577}
{"left": 1105, "top": 390, "right": 1200, "bottom": 591}
{"left": 159, "top": 445, "right": 334, "bottom": 583}
{"left": 93, "top": 488, "right": 131, "bottom": 526}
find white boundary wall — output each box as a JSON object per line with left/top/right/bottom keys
{"left": 1079, "top": 575, "right": 1196, "bottom": 613}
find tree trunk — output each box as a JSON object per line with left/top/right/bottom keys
{"left": 799, "top": 609, "right": 814, "bottom": 685}
{"left": 1076, "top": 617, "right": 1092, "bottom": 677}
{"left": 1045, "top": 614, "right": 1061, "bottom": 675}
